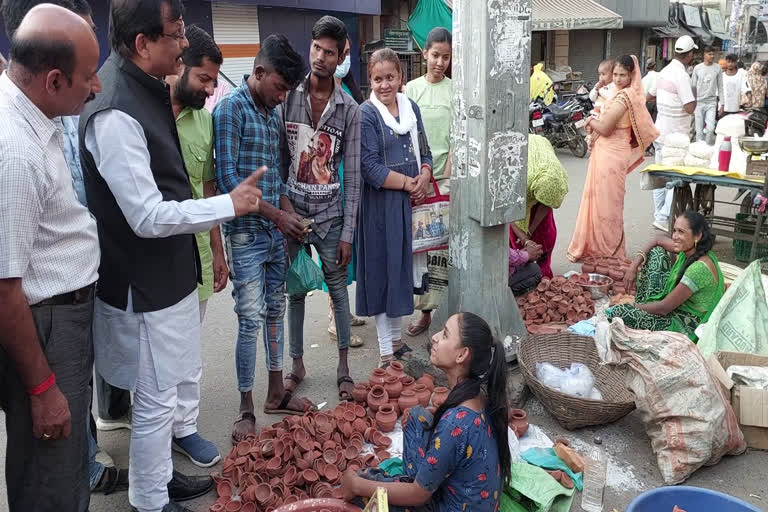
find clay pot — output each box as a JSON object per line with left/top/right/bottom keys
{"left": 582, "top": 262, "right": 596, "bottom": 273}
{"left": 508, "top": 408, "right": 529, "bottom": 437}
{"left": 375, "top": 404, "right": 398, "bottom": 432}
{"left": 400, "top": 375, "right": 416, "bottom": 391}
{"left": 416, "top": 373, "right": 435, "bottom": 392}
{"left": 398, "top": 389, "right": 419, "bottom": 410}
{"left": 383, "top": 375, "right": 403, "bottom": 399}
{"left": 595, "top": 265, "right": 609, "bottom": 276}
{"left": 431, "top": 386, "right": 449, "bottom": 408}
{"left": 385, "top": 360, "right": 405, "bottom": 379}
{"left": 367, "top": 385, "right": 388, "bottom": 412}
{"left": 351, "top": 384, "right": 368, "bottom": 403}
{"left": 369, "top": 368, "right": 388, "bottom": 387}
{"left": 413, "top": 383, "right": 431, "bottom": 407}
{"left": 608, "top": 268, "right": 624, "bottom": 281}
{"left": 387, "top": 398, "right": 401, "bottom": 417}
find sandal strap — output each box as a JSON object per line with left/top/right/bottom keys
{"left": 337, "top": 375, "right": 354, "bottom": 387}
{"left": 234, "top": 411, "right": 256, "bottom": 425}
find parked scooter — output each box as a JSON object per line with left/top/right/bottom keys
{"left": 529, "top": 99, "right": 588, "bottom": 158}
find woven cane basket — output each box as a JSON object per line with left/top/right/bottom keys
{"left": 519, "top": 332, "right": 635, "bottom": 430}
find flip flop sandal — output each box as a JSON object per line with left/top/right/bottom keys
{"left": 350, "top": 315, "right": 366, "bottom": 327}
{"left": 393, "top": 343, "right": 413, "bottom": 360}
{"left": 231, "top": 411, "right": 256, "bottom": 444}
{"left": 406, "top": 319, "right": 431, "bottom": 337}
{"left": 283, "top": 372, "right": 303, "bottom": 393}
{"left": 263, "top": 391, "right": 312, "bottom": 415}
{"left": 337, "top": 375, "right": 355, "bottom": 401}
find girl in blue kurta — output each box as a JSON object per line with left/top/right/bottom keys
{"left": 340, "top": 312, "right": 511, "bottom": 512}
{"left": 356, "top": 48, "right": 433, "bottom": 367}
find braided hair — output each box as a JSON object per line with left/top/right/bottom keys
{"left": 674, "top": 210, "right": 713, "bottom": 286}
{"left": 426, "top": 312, "right": 510, "bottom": 487}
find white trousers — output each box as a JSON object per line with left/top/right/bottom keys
{"left": 375, "top": 314, "right": 402, "bottom": 357}
{"left": 130, "top": 315, "right": 176, "bottom": 512}
{"left": 652, "top": 141, "right": 674, "bottom": 224}
{"left": 172, "top": 299, "right": 207, "bottom": 439}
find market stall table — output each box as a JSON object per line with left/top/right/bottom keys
{"left": 640, "top": 165, "right": 767, "bottom": 262}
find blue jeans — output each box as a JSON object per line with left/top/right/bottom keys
{"left": 694, "top": 102, "right": 717, "bottom": 143}
{"left": 287, "top": 218, "right": 351, "bottom": 358}
{"left": 87, "top": 416, "right": 105, "bottom": 489}
{"left": 226, "top": 229, "right": 286, "bottom": 392}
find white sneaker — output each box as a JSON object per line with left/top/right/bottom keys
{"left": 652, "top": 221, "right": 668, "bottom": 232}
{"left": 95, "top": 447, "right": 115, "bottom": 468}
{"left": 96, "top": 409, "right": 132, "bottom": 431}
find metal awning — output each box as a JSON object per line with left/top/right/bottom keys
{"left": 650, "top": 2, "right": 696, "bottom": 40}
{"left": 532, "top": 0, "right": 623, "bottom": 31}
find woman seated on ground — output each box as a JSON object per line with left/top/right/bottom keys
{"left": 608, "top": 211, "right": 725, "bottom": 341}
{"left": 509, "top": 240, "right": 543, "bottom": 296}
{"left": 341, "top": 313, "right": 510, "bottom": 511}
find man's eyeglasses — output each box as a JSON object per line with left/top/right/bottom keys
{"left": 162, "top": 22, "right": 186, "bottom": 41}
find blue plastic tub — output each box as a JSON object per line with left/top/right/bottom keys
{"left": 627, "top": 486, "right": 763, "bottom": 512}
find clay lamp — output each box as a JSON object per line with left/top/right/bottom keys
{"left": 534, "top": 303, "right": 547, "bottom": 316}
{"left": 216, "top": 480, "right": 233, "bottom": 498}
{"left": 344, "top": 444, "right": 360, "bottom": 460}
{"left": 236, "top": 440, "right": 251, "bottom": 457}
{"left": 210, "top": 503, "right": 225, "bottom": 512}
{"left": 566, "top": 309, "right": 579, "bottom": 324}
{"left": 375, "top": 449, "right": 391, "bottom": 461}
{"left": 537, "top": 279, "right": 550, "bottom": 292}
{"left": 527, "top": 291, "right": 541, "bottom": 304}
{"left": 323, "top": 463, "right": 340, "bottom": 483}
{"left": 340, "top": 421, "right": 353, "bottom": 439}
{"left": 241, "top": 485, "right": 258, "bottom": 503}
{"left": 431, "top": 386, "right": 449, "bottom": 408}
{"left": 353, "top": 404, "right": 367, "bottom": 418}
{"left": 252, "top": 483, "right": 270, "bottom": 505}
{"left": 369, "top": 367, "right": 388, "bottom": 387}
{"left": 225, "top": 501, "right": 242, "bottom": 512}
{"left": 265, "top": 456, "right": 282, "bottom": 477}
{"left": 367, "top": 385, "right": 389, "bottom": 412}
{"left": 241, "top": 503, "right": 256, "bottom": 512}
{"left": 332, "top": 406, "right": 345, "bottom": 421}
{"left": 608, "top": 268, "right": 624, "bottom": 281}
{"left": 323, "top": 447, "right": 339, "bottom": 465}
{"left": 342, "top": 409, "right": 356, "bottom": 423}
{"left": 302, "top": 468, "right": 319, "bottom": 484}
{"left": 259, "top": 439, "right": 275, "bottom": 458}
{"left": 377, "top": 434, "right": 392, "bottom": 448}
{"left": 363, "top": 426, "right": 375, "bottom": 443}
{"left": 222, "top": 458, "right": 236, "bottom": 478}
{"left": 251, "top": 458, "right": 267, "bottom": 475}
{"left": 517, "top": 297, "right": 527, "bottom": 307}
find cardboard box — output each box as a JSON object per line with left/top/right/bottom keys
{"left": 707, "top": 351, "right": 768, "bottom": 450}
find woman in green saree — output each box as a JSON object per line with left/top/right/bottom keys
{"left": 607, "top": 210, "right": 725, "bottom": 341}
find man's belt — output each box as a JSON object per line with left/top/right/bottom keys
{"left": 31, "top": 284, "right": 96, "bottom": 307}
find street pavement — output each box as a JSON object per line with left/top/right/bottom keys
{"left": 1, "top": 152, "right": 766, "bottom": 512}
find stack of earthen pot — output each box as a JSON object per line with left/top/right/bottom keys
{"left": 580, "top": 256, "right": 636, "bottom": 296}
{"left": 211, "top": 364, "right": 448, "bottom": 512}
{"left": 518, "top": 275, "right": 596, "bottom": 331}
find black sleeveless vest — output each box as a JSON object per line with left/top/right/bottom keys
{"left": 80, "top": 53, "right": 201, "bottom": 313}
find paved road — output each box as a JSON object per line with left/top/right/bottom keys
{"left": 1, "top": 151, "right": 765, "bottom": 512}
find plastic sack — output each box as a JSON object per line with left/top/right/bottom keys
{"left": 285, "top": 248, "right": 324, "bottom": 296}
{"left": 664, "top": 132, "right": 692, "bottom": 149}
{"left": 661, "top": 157, "right": 685, "bottom": 166}
{"left": 684, "top": 154, "right": 712, "bottom": 168}
{"left": 715, "top": 114, "right": 746, "bottom": 138}
{"left": 661, "top": 146, "right": 687, "bottom": 158}
{"left": 697, "top": 260, "right": 768, "bottom": 358}
{"left": 535, "top": 362, "right": 596, "bottom": 398}
{"left": 727, "top": 365, "right": 768, "bottom": 389}
{"left": 606, "top": 318, "right": 746, "bottom": 484}
{"left": 688, "top": 141, "right": 715, "bottom": 160}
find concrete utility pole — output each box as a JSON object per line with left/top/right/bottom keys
{"left": 433, "top": 0, "right": 530, "bottom": 355}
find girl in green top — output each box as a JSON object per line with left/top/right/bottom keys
{"left": 405, "top": 27, "right": 453, "bottom": 337}
{"left": 608, "top": 210, "right": 725, "bottom": 341}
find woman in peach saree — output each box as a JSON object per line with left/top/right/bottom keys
{"left": 567, "top": 55, "right": 659, "bottom": 262}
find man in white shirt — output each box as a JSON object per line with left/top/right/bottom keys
{"left": 719, "top": 53, "right": 749, "bottom": 116}
{"left": 692, "top": 46, "right": 723, "bottom": 144}
{"left": 0, "top": 6, "right": 102, "bottom": 511}
{"left": 79, "top": 1, "right": 267, "bottom": 511}
{"left": 648, "top": 35, "right": 697, "bottom": 231}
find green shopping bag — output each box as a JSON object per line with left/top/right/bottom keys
{"left": 286, "top": 248, "right": 324, "bottom": 296}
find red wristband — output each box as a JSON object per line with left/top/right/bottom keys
{"left": 28, "top": 373, "right": 55, "bottom": 396}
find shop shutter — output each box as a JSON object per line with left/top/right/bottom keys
{"left": 212, "top": 2, "right": 261, "bottom": 85}
{"left": 610, "top": 28, "right": 643, "bottom": 62}
{"left": 568, "top": 29, "right": 605, "bottom": 85}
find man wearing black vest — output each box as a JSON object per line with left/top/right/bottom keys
{"left": 79, "top": 1, "right": 266, "bottom": 511}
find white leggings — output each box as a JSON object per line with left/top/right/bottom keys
{"left": 375, "top": 314, "right": 402, "bottom": 357}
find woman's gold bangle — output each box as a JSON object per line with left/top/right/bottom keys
{"left": 635, "top": 251, "right": 647, "bottom": 265}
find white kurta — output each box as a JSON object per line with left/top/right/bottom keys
{"left": 85, "top": 108, "right": 235, "bottom": 391}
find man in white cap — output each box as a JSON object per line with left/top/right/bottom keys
{"left": 647, "top": 35, "right": 697, "bottom": 231}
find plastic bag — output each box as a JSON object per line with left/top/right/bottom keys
{"left": 535, "top": 362, "right": 597, "bottom": 398}
{"left": 688, "top": 141, "right": 715, "bottom": 160}
{"left": 697, "top": 260, "right": 768, "bottom": 358}
{"left": 607, "top": 318, "right": 746, "bottom": 484}
{"left": 285, "top": 249, "right": 324, "bottom": 296}
{"left": 661, "top": 157, "right": 685, "bottom": 166}
{"left": 664, "top": 133, "right": 691, "bottom": 149}
{"left": 683, "top": 154, "right": 712, "bottom": 168}
{"left": 661, "top": 146, "right": 687, "bottom": 158}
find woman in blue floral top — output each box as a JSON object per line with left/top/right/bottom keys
{"left": 341, "top": 313, "right": 510, "bottom": 511}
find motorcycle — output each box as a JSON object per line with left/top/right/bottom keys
{"left": 529, "top": 99, "right": 588, "bottom": 158}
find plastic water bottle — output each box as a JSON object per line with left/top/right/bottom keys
{"left": 581, "top": 436, "right": 608, "bottom": 512}
{"left": 718, "top": 136, "right": 732, "bottom": 172}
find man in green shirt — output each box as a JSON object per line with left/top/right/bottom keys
{"left": 165, "top": 24, "right": 226, "bottom": 469}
